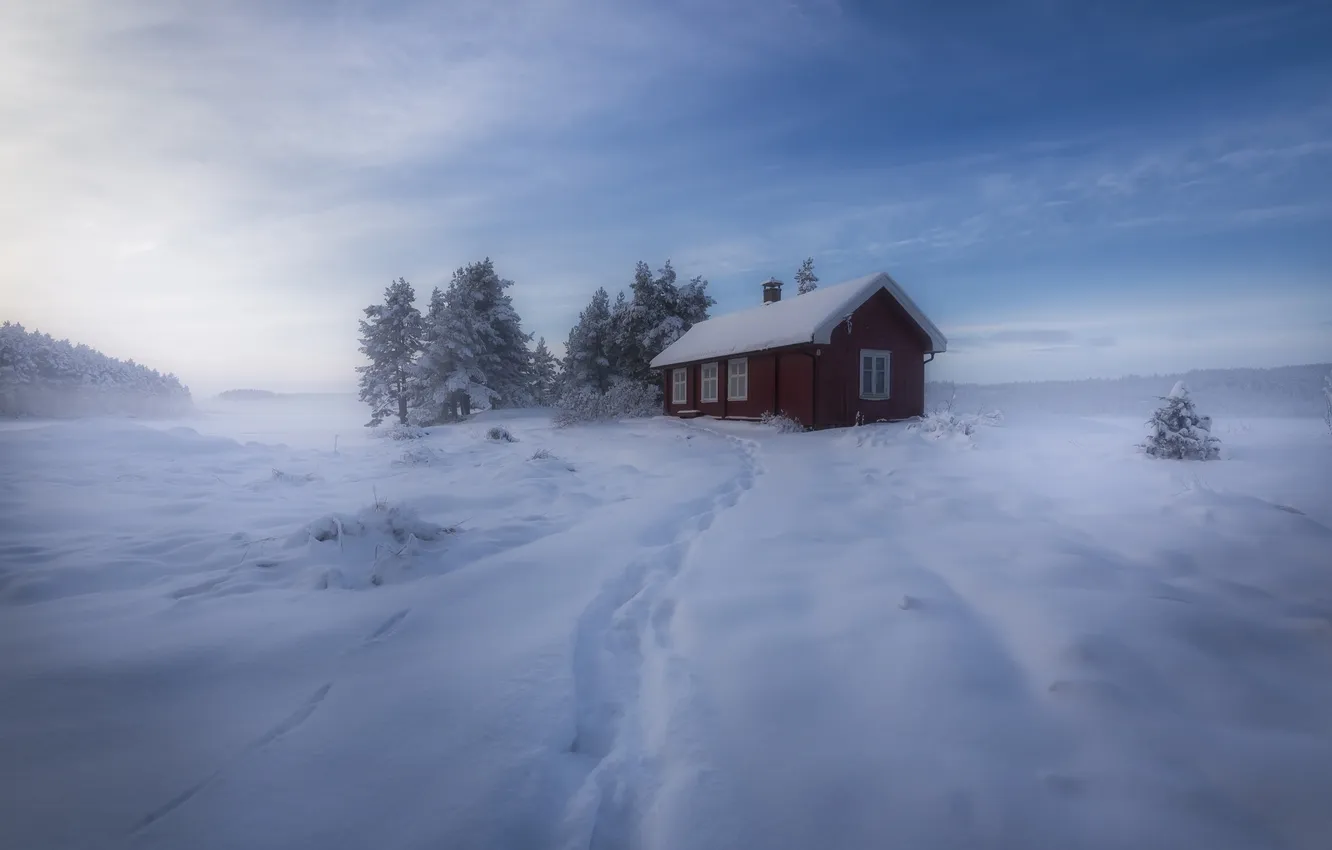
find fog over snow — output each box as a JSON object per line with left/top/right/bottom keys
{"left": 4, "top": 2, "right": 1332, "bottom": 848}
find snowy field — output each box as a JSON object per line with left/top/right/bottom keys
{"left": 2, "top": 395, "right": 1331, "bottom": 850}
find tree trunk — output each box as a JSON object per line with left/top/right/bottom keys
{"left": 398, "top": 393, "right": 408, "bottom": 425}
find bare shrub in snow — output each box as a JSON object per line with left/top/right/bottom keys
{"left": 374, "top": 423, "right": 427, "bottom": 441}
{"left": 1141, "top": 381, "right": 1221, "bottom": 461}
{"left": 271, "top": 468, "right": 317, "bottom": 484}
{"left": 554, "top": 379, "right": 659, "bottom": 427}
{"left": 394, "top": 445, "right": 438, "bottom": 467}
{"left": 909, "top": 408, "right": 976, "bottom": 437}
{"left": 305, "top": 503, "right": 453, "bottom": 546}
{"left": 486, "top": 425, "right": 517, "bottom": 442}
{"left": 907, "top": 389, "right": 1003, "bottom": 439}
{"left": 760, "top": 411, "right": 805, "bottom": 433}
{"left": 529, "top": 448, "right": 554, "bottom": 460}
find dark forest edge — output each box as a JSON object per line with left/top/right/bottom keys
{"left": 0, "top": 322, "right": 192, "bottom": 419}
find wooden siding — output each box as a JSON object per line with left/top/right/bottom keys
{"left": 776, "top": 351, "right": 815, "bottom": 426}
{"left": 818, "top": 288, "right": 928, "bottom": 425}
{"left": 658, "top": 287, "right": 929, "bottom": 428}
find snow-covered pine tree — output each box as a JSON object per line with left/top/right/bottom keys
{"left": 357, "top": 277, "right": 424, "bottom": 426}
{"left": 1141, "top": 381, "right": 1221, "bottom": 460}
{"left": 413, "top": 259, "right": 534, "bottom": 421}
{"left": 795, "top": 257, "right": 819, "bottom": 295}
{"left": 563, "top": 287, "right": 614, "bottom": 393}
{"left": 614, "top": 260, "right": 714, "bottom": 387}
{"left": 410, "top": 286, "right": 456, "bottom": 423}
{"left": 462, "top": 258, "right": 533, "bottom": 409}
{"left": 531, "top": 337, "right": 559, "bottom": 406}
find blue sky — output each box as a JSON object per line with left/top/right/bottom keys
{"left": 3, "top": 0, "right": 1330, "bottom": 393}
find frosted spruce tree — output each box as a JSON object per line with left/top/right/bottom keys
{"left": 530, "top": 337, "right": 559, "bottom": 406}
{"left": 609, "top": 260, "right": 713, "bottom": 387}
{"left": 562, "top": 287, "right": 615, "bottom": 394}
{"left": 412, "top": 259, "right": 533, "bottom": 422}
{"left": 1141, "top": 381, "right": 1220, "bottom": 460}
{"left": 409, "top": 286, "right": 461, "bottom": 423}
{"left": 357, "top": 277, "right": 424, "bottom": 426}
{"left": 795, "top": 257, "right": 819, "bottom": 295}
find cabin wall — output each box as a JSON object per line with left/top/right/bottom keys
{"left": 819, "top": 289, "right": 929, "bottom": 425}
{"left": 776, "top": 351, "right": 815, "bottom": 426}
{"left": 722, "top": 353, "right": 775, "bottom": 419}
{"left": 659, "top": 354, "right": 784, "bottom": 420}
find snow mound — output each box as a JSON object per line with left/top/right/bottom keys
{"left": 393, "top": 445, "right": 439, "bottom": 467}
{"left": 485, "top": 425, "right": 517, "bottom": 443}
{"left": 907, "top": 407, "right": 1003, "bottom": 443}
{"left": 261, "top": 468, "right": 319, "bottom": 486}
{"left": 290, "top": 503, "right": 458, "bottom": 590}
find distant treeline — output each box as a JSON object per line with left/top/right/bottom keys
{"left": 0, "top": 322, "right": 192, "bottom": 418}
{"left": 927, "top": 364, "right": 1332, "bottom": 418}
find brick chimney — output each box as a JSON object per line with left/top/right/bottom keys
{"left": 762, "top": 277, "right": 783, "bottom": 304}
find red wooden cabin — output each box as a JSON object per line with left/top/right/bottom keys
{"left": 650, "top": 272, "right": 947, "bottom": 428}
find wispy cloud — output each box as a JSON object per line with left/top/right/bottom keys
{"left": 2, "top": 0, "right": 1329, "bottom": 392}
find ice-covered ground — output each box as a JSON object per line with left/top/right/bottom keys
{"left": 2, "top": 396, "right": 1331, "bottom": 850}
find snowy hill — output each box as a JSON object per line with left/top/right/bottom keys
{"left": 1, "top": 403, "right": 1330, "bottom": 849}
{"left": 928, "top": 363, "right": 1332, "bottom": 417}
{"left": 0, "top": 322, "right": 192, "bottom": 418}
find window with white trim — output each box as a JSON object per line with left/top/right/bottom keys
{"left": 700, "top": 362, "right": 718, "bottom": 403}
{"left": 860, "top": 349, "right": 891, "bottom": 399}
{"left": 672, "top": 368, "right": 688, "bottom": 404}
{"left": 727, "top": 358, "right": 748, "bottom": 401}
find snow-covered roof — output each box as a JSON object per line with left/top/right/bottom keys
{"left": 650, "top": 272, "right": 947, "bottom": 369}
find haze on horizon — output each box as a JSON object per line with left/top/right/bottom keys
{"left": 3, "top": 0, "right": 1331, "bottom": 398}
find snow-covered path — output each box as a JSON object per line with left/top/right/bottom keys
{"left": 648, "top": 418, "right": 1332, "bottom": 850}
{"left": 3, "top": 404, "right": 1332, "bottom": 850}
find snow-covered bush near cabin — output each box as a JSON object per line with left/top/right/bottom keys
{"left": 909, "top": 408, "right": 979, "bottom": 438}
{"left": 907, "top": 387, "right": 1003, "bottom": 439}
{"left": 1141, "top": 381, "right": 1221, "bottom": 461}
{"left": 760, "top": 411, "right": 806, "bottom": 433}
{"left": 374, "top": 422, "right": 428, "bottom": 441}
{"left": 394, "top": 445, "right": 438, "bottom": 467}
{"left": 0, "top": 322, "right": 192, "bottom": 418}
{"left": 553, "top": 378, "right": 660, "bottom": 427}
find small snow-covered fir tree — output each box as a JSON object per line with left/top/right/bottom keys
{"left": 1141, "top": 381, "right": 1220, "bottom": 460}
{"left": 795, "top": 257, "right": 819, "bottom": 295}
{"left": 531, "top": 337, "right": 559, "bottom": 406}
{"left": 357, "top": 277, "right": 424, "bottom": 426}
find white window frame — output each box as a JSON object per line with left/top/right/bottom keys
{"left": 700, "top": 362, "right": 719, "bottom": 403}
{"left": 671, "top": 368, "right": 688, "bottom": 405}
{"left": 727, "top": 358, "right": 749, "bottom": 401}
{"left": 860, "top": 349, "right": 891, "bottom": 400}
